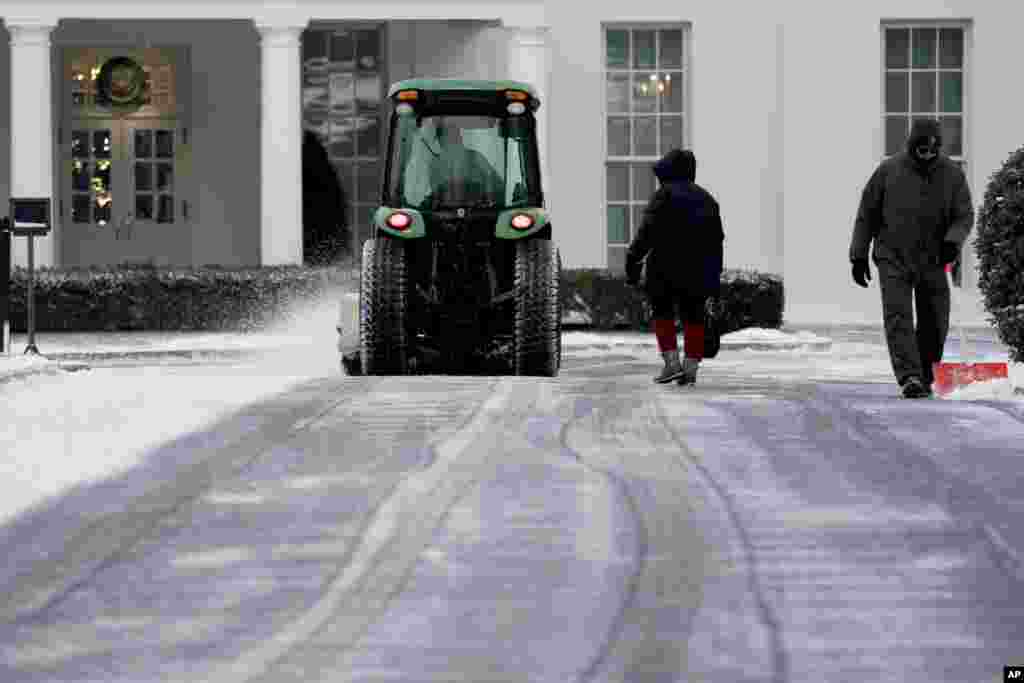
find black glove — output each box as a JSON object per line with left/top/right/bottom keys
{"left": 625, "top": 261, "right": 642, "bottom": 288}
{"left": 851, "top": 258, "right": 871, "bottom": 288}
{"left": 941, "top": 241, "right": 960, "bottom": 265}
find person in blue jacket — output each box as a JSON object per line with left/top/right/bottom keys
{"left": 626, "top": 148, "right": 725, "bottom": 385}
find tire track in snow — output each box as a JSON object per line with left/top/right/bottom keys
{"left": 703, "top": 380, "right": 1023, "bottom": 679}
{"left": 554, "top": 379, "right": 717, "bottom": 683}
{"left": 653, "top": 391, "right": 792, "bottom": 683}
{"left": 201, "top": 378, "right": 526, "bottom": 683}
{"left": 805, "top": 388, "right": 1024, "bottom": 586}
{"left": 0, "top": 376, "right": 499, "bottom": 631}
{"left": 551, "top": 384, "right": 652, "bottom": 683}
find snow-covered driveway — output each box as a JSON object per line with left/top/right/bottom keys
{"left": 1, "top": 318, "right": 1022, "bottom": 682}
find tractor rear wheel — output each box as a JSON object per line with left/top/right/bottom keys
{"left": 359, "top": 237, "right": 409, "bottom": 375}
{"left": 514, "top": 239, "right": 561, "bottom": 376}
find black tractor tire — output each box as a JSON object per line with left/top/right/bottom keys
{"left": 514, "top": 238, "right": 561, "bottom": 376}
{"left": 359, "top": 237, "right": 409, "bottom": 375}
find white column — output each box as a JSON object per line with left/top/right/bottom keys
{"left": 7, "top": 19, "right": 57, "bottom": 268}
{"left": 255, "top": 21, "right": 305, "bottom": 265}
{"left": 506, "top": 25, "right": 552, "bottom": 207}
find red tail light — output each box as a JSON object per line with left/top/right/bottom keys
{"left": 511, "top": 213, "right": 534, "bottom": 230}
{"left": 387, "top": 212, "right": 411, "bottom": 230}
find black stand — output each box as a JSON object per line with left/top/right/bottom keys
{"left": 24, "top": 233, "right": 38, "bottom": 355}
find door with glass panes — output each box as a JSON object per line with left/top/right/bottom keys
{"left": 65, "top": 119, "right": 180, "bottom": 265}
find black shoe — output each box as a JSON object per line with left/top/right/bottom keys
{"left": 900, "top": 376, "right": 929, "bottom": 399}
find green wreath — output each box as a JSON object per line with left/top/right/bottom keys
{"left": 97, "top": 56, "right": 148, "bottom": 109}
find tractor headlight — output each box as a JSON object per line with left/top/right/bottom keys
{"left": 511, "top": 213, "right": 534, "bottom": 230}
{"left": 506, "top": 102, "right": 526, "bottom": 115}
{"left": 387, "top": 212, "right": 412, "bottom": 230}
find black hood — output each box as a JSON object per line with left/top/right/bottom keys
{"left": 906, "top": 118, "right": 942, "bottom": 164}
{"left": 653, "top": 148, "right": 696, "bottom": 183}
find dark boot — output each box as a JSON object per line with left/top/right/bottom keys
{"left": 676, "top": 357, "right": 700, "bottom": 385}
{"left": 900, "top": 375, "right": 930, "bottom": 399}
{"left": 654, "top": 349, "right": 685, "bottom": 383}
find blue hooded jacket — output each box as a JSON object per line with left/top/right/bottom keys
{"left": 625, "top": 149, "right": 724, "bottom": 298}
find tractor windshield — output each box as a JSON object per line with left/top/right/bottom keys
{"left": 386, "top": 112, "right": 541, "bottom": 210}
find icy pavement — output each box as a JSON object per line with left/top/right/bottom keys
{"left": 2, "top": 296, "right": 1024, "bottom": 682}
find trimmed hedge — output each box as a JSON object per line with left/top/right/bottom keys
{"left": 559, "top": 267, "right": 784, "bottom": 334}
{"left": 2, "top": 262, "right": 783, "bottom": 333}
{"left": 976, "top": 143, "right": 1024, "bottom": 362}
{"left": 3, "top": 264, "right": 355, "bottom": 332}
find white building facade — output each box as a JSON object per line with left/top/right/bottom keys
{"left": 1, "top": 0, "right": 1018, "bottom": 325}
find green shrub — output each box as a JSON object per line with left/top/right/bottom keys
{"left": 2, "top": 260, "right": 780, "bottom": 334}
{"left": 4, "top": 264, "right": 357, "bottom": 332}
{"left": 975, "top": 144, "right": 1024, "bottom": 362}
{"left": 560, "top": 267, "right": 783, "bottom": 332}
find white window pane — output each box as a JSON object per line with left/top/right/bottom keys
{"left": 633, "top": 30, "right": 656, "bottom": 69}
{"left": 607, "top": 246, "right": 626, "bottom": 273}
{"left": 911, "top": 27, "right": 936, "bottom": 68}
{"left": 633, "top": 117, "right": 657, "bottom": 157}
{"left": 911, "top": 72, "right": 936, "bottom": 113}
{"left": 885, "top": 115, "right": 908, "bottom": 156}
{"left": 607, "top": 117, "right": 630, "bottom": 156}
{"left": 632, "top": 204, "right": 645, "bottom": 240}
{"left": 607, "top": 205, "right": 628, "bottom": 243}
{"left": 885, "top": 28, "right": 909, "bottom": 69}
{"left": 939, "top": 115, "right": 962, "bottom": 156}
{"left": 606, "top": 29, "right": 629, "bottom": 69}
{"left": 885, "top": 72, "right": 909, "bottom": 113}
{"left": 607, "top": 163, "right": 629, "bottom": 202}
{"left": 633, "top": 72, "right": 658, "bottom": 113}
{"left": 939, "top": 28, "right": 963, "bottom": 68}
{"left": 660, "top": 116, "right": 683, "bottom": 154}
{"left": 940, "top": 71, "right": 963, "bottom": 113}
{"left": 658, "top": 72, "right": 683, "bottom": 113}
{"left": 632, "top": 162, "right": 656, "bottom": 202}
{"left": 658, "top": 29, "right": 683, "bottom": 69}
{"left": 606, "top": 72, "right": 630, "bottom": 113}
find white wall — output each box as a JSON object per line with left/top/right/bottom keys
{"left": 543, "top": 2, "right": 783, "bottom": 274}
{"left": 388, "top": 20, "right": 507, "bottom": 82}
{"left": 0, "top": 24, "right": 9, "bottom": 223}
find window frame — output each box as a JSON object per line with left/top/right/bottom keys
{"left": 880, "top": 20, "right": 975, "bottom": 288}
{"left": 601, "top": 23, "right": 691, "bottom": 270}
{"left": 302, "top": 21, "right": 389, "bottom": 260}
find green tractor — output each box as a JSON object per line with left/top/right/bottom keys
{"left": 343, "top": 79, "right": 561, "bottom": 376}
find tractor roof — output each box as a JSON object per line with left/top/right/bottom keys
{"left": 388, "top": 78, "right": 540, "bottom": 103}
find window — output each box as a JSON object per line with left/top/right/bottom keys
{"left": 883, "top": 23, "right": 972, "bottom": 286}
{"left": 603, "top": 25, "right": 688, "bottom": 272}
{"left": 302, "top": 25, "right": 386, "bottom": 257}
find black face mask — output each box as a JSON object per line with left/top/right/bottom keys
{"left": 911, "top": 136, "right": 940, "bottom": 166}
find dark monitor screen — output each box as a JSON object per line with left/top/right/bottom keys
{"left": 11, "top": 198, "right": 50, "bottom": 227}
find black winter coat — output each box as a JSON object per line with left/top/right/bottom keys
{"left": 849, "top": 141, "right": 973, "bottom": 272}
{"left": 625, "top": 149, "right": 724, "bottom": 299}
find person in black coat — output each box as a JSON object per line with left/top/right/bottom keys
{"left": 849, "top": 118, "right": 974, "bottom": 398}
{"left": 626, "top": 148, "right": 725, "bottom": 385}
{"left": 303, "top": 130, "right": 350, "bottom": 265}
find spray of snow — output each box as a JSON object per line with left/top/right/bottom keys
{"left": 0, "top": 285, "right": 359, "bottom": 524}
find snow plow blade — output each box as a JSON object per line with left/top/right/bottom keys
{"left": 931, "top": 263, "right": 1009, "bottom": 397}
{"left": 931, "top": 361, "right": 1008, "bottom": 396}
